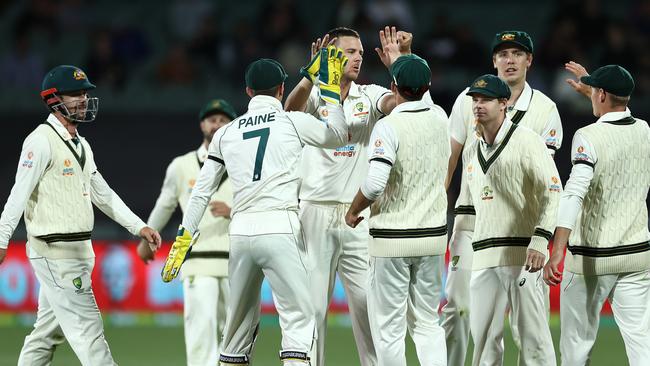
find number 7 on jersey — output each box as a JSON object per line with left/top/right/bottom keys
{"left": 243, "top": 128, "right": 269, "bottom": 182}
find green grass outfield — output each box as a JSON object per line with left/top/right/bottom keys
{"left": 0, "top": 315, "right": 627, "bottom": 365}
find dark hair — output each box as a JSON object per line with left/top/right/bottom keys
{"left": 395, "top": 85, "right": 428, "bottom": 101}
{"left": 252, "top": 85, "right": 281, "bottom": 97}
{"left": 326, "top": 27, "right": 360, "bottom": 39}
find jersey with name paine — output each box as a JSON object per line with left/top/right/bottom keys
{"left": 202, "top": 95, "right": 347, "bottom": 217}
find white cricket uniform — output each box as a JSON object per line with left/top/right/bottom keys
{"left": 362, "top": 100, "right": 449, "bottom": 366}
{"left": 181, "top": 95, "right": 348, "bottom": 366}
{"left": 556, "top": 109, "right": 650, "bottom": 366}
{"left": 0, "top": 114, "right": 147, "bottom": 366}
{"left": 299, "top": 83, "right": 445, "bottom": 366}
{"left": 146, "top": 144, "right": 233, "bottom": 366}
{"left": 298, "top": 82, "right": 388, "bottom": 366}
{"left": 441, "top": 83, "right": 562, "bottom": 365}
{"left": 462, "top": 118, "right": 559, "bottom": 366}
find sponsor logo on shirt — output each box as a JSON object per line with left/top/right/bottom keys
{"left": 574, "top": 145, "right": 590, "bottom": 161}
{"left": 372, "top": 139, "right": 384, "bottom": 156}
{"left": 549, "top": 176, "right": 561, "bottom": 192}
{"left": 546, "top": 129, "right": 558, "bottom": 146}
{"left": 63, "top": 159, "right": 74, "bottom": 176}
{"left": 22, "top": 151, "right": 34, "bottom": 168}
{"left": 467, "top": 164, "right": 474, "bottom": 180}
{"left": 333, "top": 144, "right": 356, "bottom": 157}
{"left": 481, "top": 185, "right": 494, "bottom": 200}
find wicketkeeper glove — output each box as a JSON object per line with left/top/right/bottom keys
{"left": 299, "top": 51, "right": 321, "bottom": 84}
{"left": 161, "top": 226, "right": 200, "bottom": 283}
{"left": 318, "top": 45, "right": 349, "bottom": 105}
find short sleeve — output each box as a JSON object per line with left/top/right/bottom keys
{"left": 368, "top": 120, "right": 398, "bottom": 166}
{"left": 304, "top": 86, "right": 321, "bottom": 117}
{"left": 449, "top": 88, "right": 471, "bottom": 145}
{"left": 541, "top": 106, "right": 563, "bottom": 153}
{"left": 570, "top": 131, "right": 597, "bottom": 168}
{"left": 364, "top": 84, "right": 391, "bottom": 121}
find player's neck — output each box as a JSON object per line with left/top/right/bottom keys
{"left": 340, "top": 79, "right": 352, "bottom": 102}
{"left": 54, "top": 113, "right": 79, "bottom": 137}
{"left": 202, "top": 140, "right": 210, "bottom": 149}
{"left": 481, "top": 115, "right": 505, "bottom": 145}
{"left": 507, "top": 80, "right": 526, "bottom": 107}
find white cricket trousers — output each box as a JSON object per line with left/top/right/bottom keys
{"left": 560, "top": 269, "right": 650, "bottom": 366}
{"left": 184, "top": 275, "right": 229, "bottom": 366}
{"left": 440, "top": 229, "right": 473, "bottom": 366}
{"left": 18, "top": 248, "right": 115, "bottom": 366}
{"left": 219, "top": 213, "right": 315, "bottom": 366}
{"left": 368, "top": 255, "right": 446, "bottom": 366}
{"left": 470, "top": 266, "right": 555, "bottom": 366}
{"left": 299, "top": 201, "right": 376, "bottom": 366}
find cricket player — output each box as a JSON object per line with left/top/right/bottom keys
{"left": 462, "top": 74, "right": 558, "bottom": 365}
{"left": 285, "top": 26, "right": 445, "bottom": 366}
{"left": 161, "top": 51, "right": 350, "bottom": 365}
{"left": 441, "top": 30, "right": 563, "bottom": 365}
{"left": 344, "top": 54, "right": 449, "bottom": 366}
{"left": 544, "top": 65, "right": 650, "bottom": 366}
{"left": 137, "top": 99, "right": 237, "bottom": 366}
{"left": 0, "top": 65, "right": 160, "bottom": 366}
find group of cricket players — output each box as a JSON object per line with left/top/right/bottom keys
{"left": 0, "top": 22, "right": 648, "bottom": 366}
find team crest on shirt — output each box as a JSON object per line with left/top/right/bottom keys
{"left": 549, "top": 176, "right": 561, "bottom": 192}
{"left": 62, "top": 159, "right": 75, "bottom": 176}
{"left": 320, "top": 108, "right": 329, "bottom": 118}
{"left": 353, "top": 102, "right": 369, "bottom": 117}
{"left": 481, "top": 186, "right": 494, "bottom": 200}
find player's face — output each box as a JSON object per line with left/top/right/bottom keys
{"left": 472, "top": 95, "right": 506, "bottom": 125}
{"left": 493, "top": 46, "right": 532, "bottom": 85}
{"left": 335, "top": 36, "right": 363, "bottom": 81}
{"left": 60, "top": 91, "right": 89, "bottom": 118}
{"left": 201, "top": 113, "right": 231, "bottom": 142}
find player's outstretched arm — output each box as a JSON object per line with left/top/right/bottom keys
{"left": 290, "top": 46, "right": 349, "bottom": 148}
{"left": 285, "top": 34, "right": 334, "bottom": 112}
{"left": 375, "top": 26, "right": 413, "bottom": 115}
{"left": 565, "top": 61, "right": 591, "bottom": 99}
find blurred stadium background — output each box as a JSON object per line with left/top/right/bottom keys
{"left": 0, "top": 0, "right": 648, "bottom": 364}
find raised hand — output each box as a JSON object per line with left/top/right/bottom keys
{"left": 565, "top": 61, "right": 591, "bottom": 98}
{"left": 318, "top": 45, "right": 349, "bottom": 105}
{"left": 376, "top": 26, "right": 412, "bottom": 68}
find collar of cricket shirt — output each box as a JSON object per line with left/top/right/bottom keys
{"left": 248, "top": 95, "right": 283, "bottom": 111}
{"left": 507, "top": 82, "right": 533, "bottom": 113}
{"left": 596, "top": 108, "right": 633, "bottom": 125}
{"left": 47, "top": 113, "right": 82, "bottom": 142}
{"left": 391, "top": 100, "right": 429, "bottom": 114}
{"left": 347, "top": 81, "right": 362, "bottom": 99}
{"left": 477, "top": 116, "right": 518, "bottom": 174}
